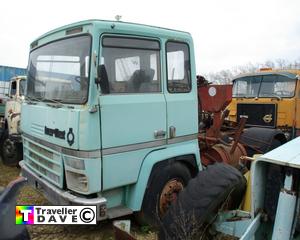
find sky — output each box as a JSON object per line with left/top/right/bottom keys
{"left": 1, "top": 0, "right": 300, "bottom": 74}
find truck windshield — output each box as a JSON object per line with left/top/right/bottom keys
{"left": 233, "top": 74, "right": 296, "bottom": 98}
{"left": 19, "top": 79, "right": 26, "bottom": 96}
{"left": 27, "top": 35, "right": 91, "bottom": 104}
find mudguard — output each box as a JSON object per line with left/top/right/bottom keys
{"left": 240, "top": 127, "right": 287, "bottom": 156}
{"left": 126, "top": 140, "right": 201, "bottom": 211}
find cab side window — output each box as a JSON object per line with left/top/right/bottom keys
{"left": 101, "top": 37, "right": 161, "bottom": 94}
{"left": 166, "top": 41, "right": 191, "bottom": 93}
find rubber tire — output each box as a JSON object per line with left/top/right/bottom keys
{"left": 268, "top": 139, "right": 281, "bottom": 151}
{"left": 0, "top": 130, "right": 22, "bottom": 166}
{"left": 159, "top": 163, "right": 246, "bottom": 240}
{"left": 138, "top": 162, "right": 192, "bottom": 227}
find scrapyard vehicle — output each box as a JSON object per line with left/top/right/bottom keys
{"left": 0, "top": 76, "right": 26, "bottom": 166}
{"left": 160, "top": 136, "right": 300, "bottom": 240}
{"left": 19, "top": 20, "right": 282, "bottom": 226}
{"left": 227, "top": 68, "right": 300, "bottom": 141}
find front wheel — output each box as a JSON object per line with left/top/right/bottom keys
{"left": 138, "top": 162, "right": 192, "bottom": 226}
{"left": 0, "top": 130, "right": 22, "bottom": 166}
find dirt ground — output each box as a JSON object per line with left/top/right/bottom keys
{"left": 0, "top": 160, "right": 157, "bottom": 240}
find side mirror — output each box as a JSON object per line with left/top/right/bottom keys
{"left": 96, "top": 65, "right": 110, "bottom": 94}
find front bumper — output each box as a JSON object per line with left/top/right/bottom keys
{"left": 20, "top": 160, "right": 107, "bottom": 221}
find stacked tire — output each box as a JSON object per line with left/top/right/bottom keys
{"left": 159, "top": 163, "right": 246, "bottom": 240}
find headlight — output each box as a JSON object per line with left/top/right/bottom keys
{"left": 65, "top": 171, "right": 89, "bottom": 192}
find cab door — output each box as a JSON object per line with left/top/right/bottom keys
{"left": 164, "top": 41, "right": 198, "bottom": 143}
{"left": 98, "top": 36, "right": 167, "bottom": 190}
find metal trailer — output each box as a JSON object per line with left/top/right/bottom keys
{"left": 213, "top": 137, "right": 300, "bottom": 240}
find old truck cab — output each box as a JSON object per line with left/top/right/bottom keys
{"left": 0, "top": 76, "right": 26, "bottom": 166}
{"left": 20, "top": 20, "right": 200, "bottom": 222}
{"left": 227, "top": 69, "right": 300, "bottom": 140}
{"left": 4, "top": 76, "right": 26, "bottom": 136}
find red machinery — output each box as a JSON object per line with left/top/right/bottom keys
{"left": 197, "top": 78, "right": 247, "bottom": 168}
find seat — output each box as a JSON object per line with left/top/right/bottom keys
{"left": 127, "top": 68, "right": 155, "bottom": 93}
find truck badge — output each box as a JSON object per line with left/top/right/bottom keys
{"left": 263, "top": 114, "right": 273, "bottom": 123}
{"left": 67, "top": 128, "right": 75, "bottom": 146}
{"left": 44, "top": 126, "right": 65, "bottom": 139}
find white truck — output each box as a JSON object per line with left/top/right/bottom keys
{"left": 0, "top": 76, "right": 26, "bottom": 166}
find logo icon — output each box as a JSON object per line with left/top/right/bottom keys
{"left": 16, "top": 206, "right": 34, "bottom": 224}
{"left": 67, "top": 128, "right": 75, "bottom": 146}
{"left": 263, "top": 114, "right": 273, "bottom": 123}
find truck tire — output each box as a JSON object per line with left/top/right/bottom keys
{"left": 0, "top": 130, "right": 22, "bottom": 166}
{"left": 138, "top": 162, "right": 192, "bottom": 227}
{"left": 159, "top": 163, "right": 246, "bottom": 240}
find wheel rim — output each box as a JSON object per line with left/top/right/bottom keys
{"left": 3, "top": 138, "right": 17, "bottom": 158}
{"left": 159, "top": 179, "right": 184, "bottom": 217}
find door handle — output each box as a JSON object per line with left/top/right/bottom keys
{"left": 169, "top": 126, "right": 176, "bottom": 138}
{"left": 154, "top": 130, "right": 166, "bottom": 138}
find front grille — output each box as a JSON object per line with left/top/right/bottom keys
{"left": 237, "top": 103, "right": 277, "bottom": 128}
{"left": 23, "top": 137, "right": 63, "bottom": 187}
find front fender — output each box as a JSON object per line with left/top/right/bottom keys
{"left": 126, "top": 140, "right": 201, "bottom": 211}
{"left": 7, "top": 113, "right": 21, "bottom": 135}
{"left": 240, "top": 127, "right": 286, "bottom": 156}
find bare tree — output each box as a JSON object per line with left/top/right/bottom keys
{"left": 204, "top": 58, "right": 300, "bottom": 84}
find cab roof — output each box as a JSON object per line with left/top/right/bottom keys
{"left": 31, "top": 19, "right": 192, "bottom": 49}
{"left": 232, "top": 70, "right": 300, "bottom": 81}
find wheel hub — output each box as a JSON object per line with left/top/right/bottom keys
{"left": 159, "top": 179, "right": 184, "bottom": 217}
{"left": 3, "top": 138, "right": 16, "bottom": 157}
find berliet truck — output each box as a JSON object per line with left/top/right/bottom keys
{"left": 20, "top": 20, "right": 201, "bottom": 223}
{"left": 20, "top": 19, "right": 285, "bottom": 228}
{"left": 16, "top": 19, "right": 300, "bottom": 239}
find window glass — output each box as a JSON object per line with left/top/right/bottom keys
{"left": 259, "top": 75, "right": 296, "bottom": 98}
{"left": 27, "top": 35, "right": 91, "bottom": 103}
{"left": 115, "top": 56, "right": 140, "bottom": 82}
{"left": 166, "top": 42, "right": 191, "bottom": 93}
{"left": 101, "top": 37, "right": 161, "bottom": 94}
{"left": 10, "top": 81, "right": 17, "bottom": 96}
{"left": 19, "top": 79, "right": 26, "bottom": 96}
{"left": 233, "top": 76, "right": 261, "bottom": 97}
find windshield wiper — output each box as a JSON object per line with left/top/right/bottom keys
{"left": 269, "top": 93, "right": 282, "bottom": 100}
{"left": 26, "top": 96, "right": 41, "bottom": 104}
{"left": 42, "top": 98, "right": 63, "bottom": 108}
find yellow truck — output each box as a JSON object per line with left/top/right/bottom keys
{"left": 227, "top": 68, "right": 300, "bottom": 141}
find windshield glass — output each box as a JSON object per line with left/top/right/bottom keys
{"left": 19, "top": 79, "right": 26, "bottom": 96}
{"left": 232, "top": 76, "right": 261, "bottom": 97}
{"left": 27, "top": 35, "right": 91, "bottom": 104}
{"left": 259, "top": 75, "right": 296, "bottom": 98}
{"left": 233, "top": 74, "right": 296, "bottom": 98}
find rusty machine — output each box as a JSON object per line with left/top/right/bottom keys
{"left": 197, "top": 77, "right": 247, "bottom": 168}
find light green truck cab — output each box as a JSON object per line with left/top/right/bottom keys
{"left": 20, "top": 20, "right": 201, "bottom": 222}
